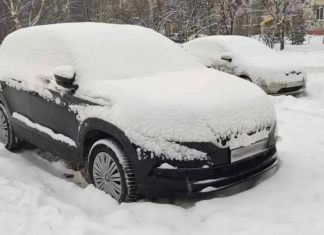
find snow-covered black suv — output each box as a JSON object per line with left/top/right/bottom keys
{"left": 0, "top": 23, "right": 278, "bottom": 202}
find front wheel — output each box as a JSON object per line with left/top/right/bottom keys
{"left": 87, "top": 139, "right": 138, "bottom": 202}
{"left": 0, "top": 104, "right": 20, "bottom": 151}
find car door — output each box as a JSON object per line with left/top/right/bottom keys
{"left": 0, "top": 79, "right": 33, "bottom": 141}
{"left": 28, "top": 78, "right": 81, "bottom": 161}
{"left": 210, "top": 43, "right": 235, "bottom": 74}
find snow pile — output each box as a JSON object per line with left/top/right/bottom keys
{"left": 183, "top": 36, "right": 306, "bottom": 86}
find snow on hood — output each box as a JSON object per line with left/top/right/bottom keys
{"left": 73, "top": 68, "right": 276, "bottom": 161}
{"left": 239, "top": 53, "right": 305, "bottom": 85}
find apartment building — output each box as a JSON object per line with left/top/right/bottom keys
{"left": 307, "top": 0, "right": 324, "bottom": 34}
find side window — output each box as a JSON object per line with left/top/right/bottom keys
{"left": 192, "top": 41, "right": 228, "bottom": 60}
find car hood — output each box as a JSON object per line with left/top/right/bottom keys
{"left": 240, "top": 53, "right": 305, "bottom": 85}
{"left": 74, "top": 68, "right": 276, "bottom": 161}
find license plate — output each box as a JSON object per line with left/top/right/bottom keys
{"left": 231, "top": 139, "right": 269, "bottom": 163}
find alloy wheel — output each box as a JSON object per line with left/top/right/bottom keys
{"left": 0, "top": 111, "right": 9, "bottom": 145}
{"left": 92, "top": 152, "right": 123, "bottom": 200}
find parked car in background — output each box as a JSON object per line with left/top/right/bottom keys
{"left": 183, "top": 36, "right": 306, "bottom": 95}
{"left": 0, "top": 23, "right": 278, "bottom": 202}
{"left": 169, "top": 32, "right": 186, "bottom": 43}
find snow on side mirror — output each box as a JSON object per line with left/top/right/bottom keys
{"left": 53, "top": 65, "right": 78, "bottom": 90}
{"left": 221, "top": 55, "right": 233, "bottom": 62}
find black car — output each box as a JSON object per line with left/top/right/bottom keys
{"left": 0, "top": 23, "right": 278, "bottom": 202}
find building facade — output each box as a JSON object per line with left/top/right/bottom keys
{"left": 306, "top": 0, "right": 324, "bottom": 34}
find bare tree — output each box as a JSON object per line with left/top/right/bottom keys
{"left": 214, "top": 0, "right": 244, "bottom": 35}
{"left": 263, "top": 0, "right": 305, "bottom": 50}
{"left": 1, "top": 0, "right": 46, "bottom": 29}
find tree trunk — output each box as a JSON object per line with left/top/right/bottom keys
{"left": 280, "top": 28, "right": 285, "bottom": 50}
{"left": 230, "top": 20, "right": 234, "bottom": 35}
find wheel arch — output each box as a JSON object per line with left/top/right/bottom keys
{"left": 78, "top": 118, "right": 139, "bottom": 167}
{"left": 239, "top": 74, "right": 252, "bottom": 82}
{"left": 0, "top": 93, "right": 12, "bottom": 115}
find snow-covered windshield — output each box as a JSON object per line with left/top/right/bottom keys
{"left": 0, "top": 23, "right": 202, "bottom": 83}
{"left": 218, "top": 36, "right": 273, "bottom": 57}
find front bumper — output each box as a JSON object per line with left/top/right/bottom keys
{"left": 262, "top": 80, "right": 306, "bottom": 95}
{"left": 137, "top": 146, "right": 278, "bottom": 198}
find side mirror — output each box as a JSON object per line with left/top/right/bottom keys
{"left": 53, "top": 66, "right": 78, "bottom": 91}
{"left": 221, "top": 55, "right": 233, "bottom": 62}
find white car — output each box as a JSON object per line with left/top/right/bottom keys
{"left": 0, "top": 23, "right": 278, "bottom": 201}
{"left": 183, "top": 36, "right": 306, "bottom": 95}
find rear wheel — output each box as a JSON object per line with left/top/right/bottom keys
{"left": 0, "top": 104, "right": 20, "bottom": 151}
{"left": 87, "top": 139, "right": 138, "bottom": 202}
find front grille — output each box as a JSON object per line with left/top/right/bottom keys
{"left": 152, "top": 146, "right": 277, "bottom": 180}
{"left": 278, "top": 86, "right": 303, "bottom": 94}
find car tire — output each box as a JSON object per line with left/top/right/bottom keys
{"left": 0, "top": 104, "right": 20, "bottom": 151}
{"left": 86, "top": 139, "right": 138, "bottom": 202}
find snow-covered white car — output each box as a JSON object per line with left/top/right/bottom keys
{"left": 183, "top": 36, "right": 306, "bottom": 95}
{"left": 0, "top": 23, "right": 278, "bottom": 202}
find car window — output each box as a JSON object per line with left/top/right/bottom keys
{"left": 184, "top": 39, "right": 229, "bottom": 67}
{"left": 219, "top": 37, "right": 273, "bottom": 57}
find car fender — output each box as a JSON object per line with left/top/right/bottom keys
{"left": 77, "top": 118, "right": 144, "bottom": 171}
{"left": 0, "top": 90, "right": 12, "bottom": 116}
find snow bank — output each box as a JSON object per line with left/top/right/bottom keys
{"left": 183, "top": 36, "right": 306, "bottom": 86}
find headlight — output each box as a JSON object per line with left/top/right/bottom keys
{"left": 268, "top": 122, "right": 278, "bottom": 146}
{"left": 274, "top": 123, "right": 278, "bottom": 140}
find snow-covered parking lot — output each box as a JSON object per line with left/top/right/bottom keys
{"left": 1, "top": 45, "right": 324, "bottom": 234}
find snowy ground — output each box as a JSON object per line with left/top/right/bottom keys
{"left": 276, "top": 36, "right": 324, "bottom": 72}
{"left": 1, "top": 41, "right": 324, "bottom": 235}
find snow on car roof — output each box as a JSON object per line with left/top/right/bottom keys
{"left": 0, "top": 23, "right": 201, "bottom": 83}
{"left": 183, "top": 36, "right": 274, "bottom": 67}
